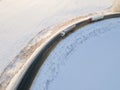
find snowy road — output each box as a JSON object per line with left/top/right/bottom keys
{"left": 31, "top": 17, "right": 120, "bottom": 90}
{"left": 0, "top": 0, "right": 115, "bottom": 89}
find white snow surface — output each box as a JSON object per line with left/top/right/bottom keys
{"left": 0, "top": 0, "right": 113, "bottom": 72}
{"left": 31, "top": 18, "right": 120, "bottom": 90}
{"left": 0, "top": 0, "right": 114, "bottom": 89}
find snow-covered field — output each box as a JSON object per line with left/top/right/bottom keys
{"left": 0, "top": 0, "right": 113, "bottom": 72}
{"left": 31, "top": 17, "right": 120, "bottom": 90}
{"left": 0, "top": 0, "right": 115, "bottom": 89}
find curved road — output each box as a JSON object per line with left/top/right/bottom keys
{"left": 16, "top": 13, "right": 120, "bottom": 90}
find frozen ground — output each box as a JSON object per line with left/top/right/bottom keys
{"left": 31, "top": 17, "right": 120, "bottom": 90}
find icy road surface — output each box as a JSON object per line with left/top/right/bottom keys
{"left": 31, "top": 17, "right": 120, "bottom": 90}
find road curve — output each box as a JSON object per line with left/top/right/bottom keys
{"left": 16, "top": 13, "right": 120, "bottom": 90}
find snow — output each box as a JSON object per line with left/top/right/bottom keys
{"left": 112, "top": 0, "right": 120, "bottom": 12}
{"left": 0, "top": 0, "right": 113, "bottom": 72}
{"left": 31, "top": 17, "right": 120, "bottom": 90}
{"left": 0, "top": 0, "right": 114, "bottom": 89}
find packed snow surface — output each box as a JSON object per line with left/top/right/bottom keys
{"left": 31, "top": 17, "right": 120, "bottom": 90}
{"left": 112, "top": 0, "right": 120, "bottom": 12}
{"left": 0, "top": 0, "right": 113, "bottom": 73}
